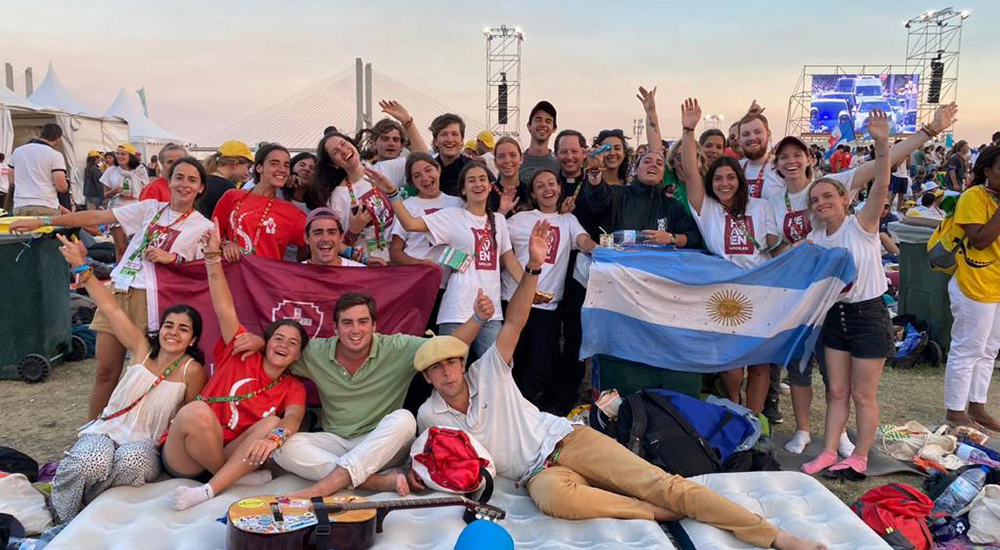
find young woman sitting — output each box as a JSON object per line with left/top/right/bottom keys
{"left": 164, "top": 221, "right": 307, "bottom": 510}
{"left": 51, "top": 234, "right": 206, "bottom": 522}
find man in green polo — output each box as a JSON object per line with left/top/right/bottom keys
{"left": 273, "top": 290, "right": 493, "bottom": 497}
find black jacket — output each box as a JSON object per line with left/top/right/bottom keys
{"left": 584, "top": 178, "right": 702, "bottom": 248}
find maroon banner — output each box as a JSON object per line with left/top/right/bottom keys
{"left": 152, "top": 257, "right": 442, "bottom": 376}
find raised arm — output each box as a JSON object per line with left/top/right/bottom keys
{"left": 849, "top": 103, "right": 958, "bottom": 191}
{"left": 680, "top": 98, "right": 706, "bottom": 215}
{"left": 857, "top": 111, "right": 892, "bottom": 233}
{"left": 501, "top": 248, "right": 523, "bottom": 285}
{"left": 448, "top": 289, "right": 494, "bottom": 346}
{"left": 55, "top": 234, "right": 149, "bottom": 357}
{"left": 495, "top": 220, "right": 548, "bottom": 364}
{"left": 379, "top": 100, "right": 428, "bottom": 154}
{"left": 201, "top": 220, "right": 241, "bottom": 344}
{"left": 10, "top": 208, "right": 117, "bottom": 233}
{"left": 364, "top": 166, "right": 429, "bottom": 233}
{"left": 637, "top": 86, "right": 663, "bottom": 154}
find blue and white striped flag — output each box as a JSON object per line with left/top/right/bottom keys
{"left": 580, "top": 245, "right": 857, "bottom": 373}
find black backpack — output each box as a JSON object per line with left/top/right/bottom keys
{"left": 611, "top": 390, "right": 722, "bottom": 477}
{"left": 0, "top": 446, "right": 39, "bottom": 482}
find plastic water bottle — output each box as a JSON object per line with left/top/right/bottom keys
{"left": 931, "top": 466, "right": 988, "bottom": 515}
{"left": 956, "top": 443, "right": 1000, "bottom": 469}
{"left": 122, "top": 176, "right": 131, "bottom": 198}
{"left": 611, "top": 230, "right": 653, "bottom": 246}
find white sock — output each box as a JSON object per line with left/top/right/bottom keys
{"left": 838, "top": 432, "right": 856, "bottom": 458}
{"left": 173, "top": 483, "right": 214, "bottom": 511}
{"left": 235, "top": 470, "right": 273, "bottom": 485}
{"left": 784, "top": 430, "right": 811, "bottom": 454}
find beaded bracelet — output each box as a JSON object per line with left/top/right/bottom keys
{"left": 266, "top": 433, "right": 284, "bottom": 447}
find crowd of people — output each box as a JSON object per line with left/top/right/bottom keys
{"left": 4, "top": 86, "right": 999, "bottom": 550}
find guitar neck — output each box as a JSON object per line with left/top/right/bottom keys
{"left": 316, "top": 495, "right": 469, "bottom": 513}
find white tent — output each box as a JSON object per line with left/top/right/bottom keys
{"left": 3, "top": 71, "right": 128, "bottom": 204}
{"left": 104, "top": 88, "right": 185, "bottom": 158}
{"left": 28, "top": 63, "right": 94, "bottom": 115}
{"left": 0, "top": 86, "right": 42, "bottom": 165}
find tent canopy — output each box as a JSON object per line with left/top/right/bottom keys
{"left": 0, "top": 85, "right": 43, "bottom": 112}
{"left": 29, "top": 63, "right": 94, "bottom": 115}
{"left": 104, "top": 88, "right": 183, "bottom": 142}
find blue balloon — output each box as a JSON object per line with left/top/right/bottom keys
{"left": 454, "top": 519, "right": 514, "bottom": 550}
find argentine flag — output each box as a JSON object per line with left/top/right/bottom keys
{"left": 580, "top": 245, "right": 857, "bottom": 373}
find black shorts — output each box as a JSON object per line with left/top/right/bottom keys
{"left": 889, "top": 175, "right": 908, "bottom": 194}
{"left": 820, "top": 298, "right": 895, "bottom": 359}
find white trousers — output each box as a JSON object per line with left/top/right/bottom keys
{"left": 944, "top": 277, "right": 1000, "bottom": 410}
{"left": 273, "top": 409, "right": 415, "bottom": 487}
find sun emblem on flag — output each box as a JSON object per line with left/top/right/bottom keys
{"left": 707, "top": 289, "right": 754, "bottom": 327}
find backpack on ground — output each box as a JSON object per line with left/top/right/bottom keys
{"left": 851, "top": 483, "right": 934, "bottom": 550}
{"left": 596, "top": 389, "right": 758, "bottom": 477}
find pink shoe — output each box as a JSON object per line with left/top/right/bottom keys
{"left": 801, "top": 450, "right": 837, "bottom": 475}
{"left": 828, "top": 454, "right": 868, "bottom": 475}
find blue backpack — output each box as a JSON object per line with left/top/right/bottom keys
{"left": 595, "top": 389, "right": 758, "bottom": 477}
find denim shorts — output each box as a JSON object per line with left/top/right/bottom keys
{"left": 787, "top": 344, "right": 829, "bottom": 388}
{"left": 820, "top": 297, "right": 895, "bottom": 359}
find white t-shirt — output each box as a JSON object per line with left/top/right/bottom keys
{"left": 808, "top": 215, "right": 887, "bottom": 303}
{"left": 766, "top": 169, "right": 857, "bottom": 244}
{"left": 9, "top": 142, "right": 67, "bottom": 209}
{"left": 371, "top": 157, "right": 408, "bottom": 189}
{"left": 101, "top": 165, "right": 150, "bottom": 208}
{"left": 416, "top": 344, "right": 574, "bottom": 484}
{"left": 328, "top": 177, "right": 396, "bottom": 262}
{"left": 0, "top": 163, "right": 10, "bottom": 194}
{"left": 740, "top": 158, "right": 784, "bottom": 200}
{"left": 690, "top": 196, "right": 778, "bottom": 269}
{"left": 501, "top": 210, "right": 586, "bottom": 310}
{"left": 390, "top": 193, "right": 464, "bottom": 288}
{"left": 423, "top": 207, "right": 513, "bottom": 323}
{"left": 111, "top": 200, "right": 214, "bottom": 291}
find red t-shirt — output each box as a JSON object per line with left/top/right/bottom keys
{"left": 139, "top": 177, "right": 171, "bottom": 202}
{"left": 213, "top": 189, "right": 306, "bottom": 260}
{"left": 201, "top": 326, "right": 306, "bottom": 443}
{"left": 723, "top": 148, "right": 742, "bottom": 160}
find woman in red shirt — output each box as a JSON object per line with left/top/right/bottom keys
{"left": 213, "top": 143, "right": 306, "bottom": 261}
{"left": 164, "top": 220, "right": 307, "bottom": 510}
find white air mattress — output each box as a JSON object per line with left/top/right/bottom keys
{"left": 47, "top": 474, "right": 675, "bottom": 550}
{"left": 682, "top": 471, "right": 891, "bottom": 549}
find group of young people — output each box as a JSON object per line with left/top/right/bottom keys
{"left": 9, "top": 83, "right": 994, "bottom": 550}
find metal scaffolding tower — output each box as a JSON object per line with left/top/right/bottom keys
{"left": 904, "top": 8, "right": 969, "bottom": 133}
{"left": 483, "top": 25, "right": 524, "bottom": 139}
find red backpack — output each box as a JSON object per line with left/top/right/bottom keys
{"left": 851, "top": 483, "right": 934, "bottom": 550}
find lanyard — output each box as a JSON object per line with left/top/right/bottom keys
{"left": 196, "top": 372, "right": 286, "bottom": 404}
{"left": 128, "top": 205, "right": 193, "bottom": 262}
{"left": 728, "top": 212, "right": 763, "bottom": 251}
{"left": 743, "top": 153, "right": 770, "bottom": 196}
{"left": 230, "top": 191, "right": 275, "bottom": 254}
{"left": 99, "top": 357, "right": 182, "bottom": 422}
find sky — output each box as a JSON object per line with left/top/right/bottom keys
{"left": 3, "top": 0, "right": 998, "bottom": 146}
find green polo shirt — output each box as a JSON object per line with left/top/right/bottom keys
{"left": 292, "top": 333, "right": 425, "bottom": 439}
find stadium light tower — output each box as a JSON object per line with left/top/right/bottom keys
{"left": 904, "top": 7, "right": 968, "bottom": 135}
{"left": 484, "top": 25, "right": 524, "bottom": 139}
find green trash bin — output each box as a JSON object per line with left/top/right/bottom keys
{"left": 893, "top": 222, "right": 954, "bottom": 352}
{"left": 0, "top": 232, "right": 76, "bottom": 382}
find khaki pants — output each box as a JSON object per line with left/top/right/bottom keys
{"left": 13, "top": 205, "right": 59, "bottom": 216}
{"left": 526, "top": 426, "right": 779, "bottom": 548}
{"left": 90, "top": 287, "right": 148, "bottom": 334}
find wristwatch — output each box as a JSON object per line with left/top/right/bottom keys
{"left": 525, "top": 265, "right": 543, "bottom": 276}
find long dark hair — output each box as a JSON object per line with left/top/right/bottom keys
{"left": 86, "top": 155, "right": 99, "bottom": 171}
{"left": 704, "top": 157, "right": 749, "bottom": 217}
{"left": 458, "top": 161, "right": 496, "bottom": 253}
{"left": 595, "top": 130, "right": 631, "bottom": 182}
{"left": 252, "top": 143, "right": 290, "bottom": 185}
{"left": 148, "top": 305, "right": 205, "bottom": 365}
{"left": 116, "top": 152, "right": 141, "bottom": 171}
{"left": 972, "top": 145, "right": 1000, "bottom": 186}
{"left": 307, "top": 132, "right": 356, "bottom": 210}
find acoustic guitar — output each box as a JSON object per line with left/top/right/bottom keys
{"left": 226, "top": 493, "right": 506, "bottom": 550}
